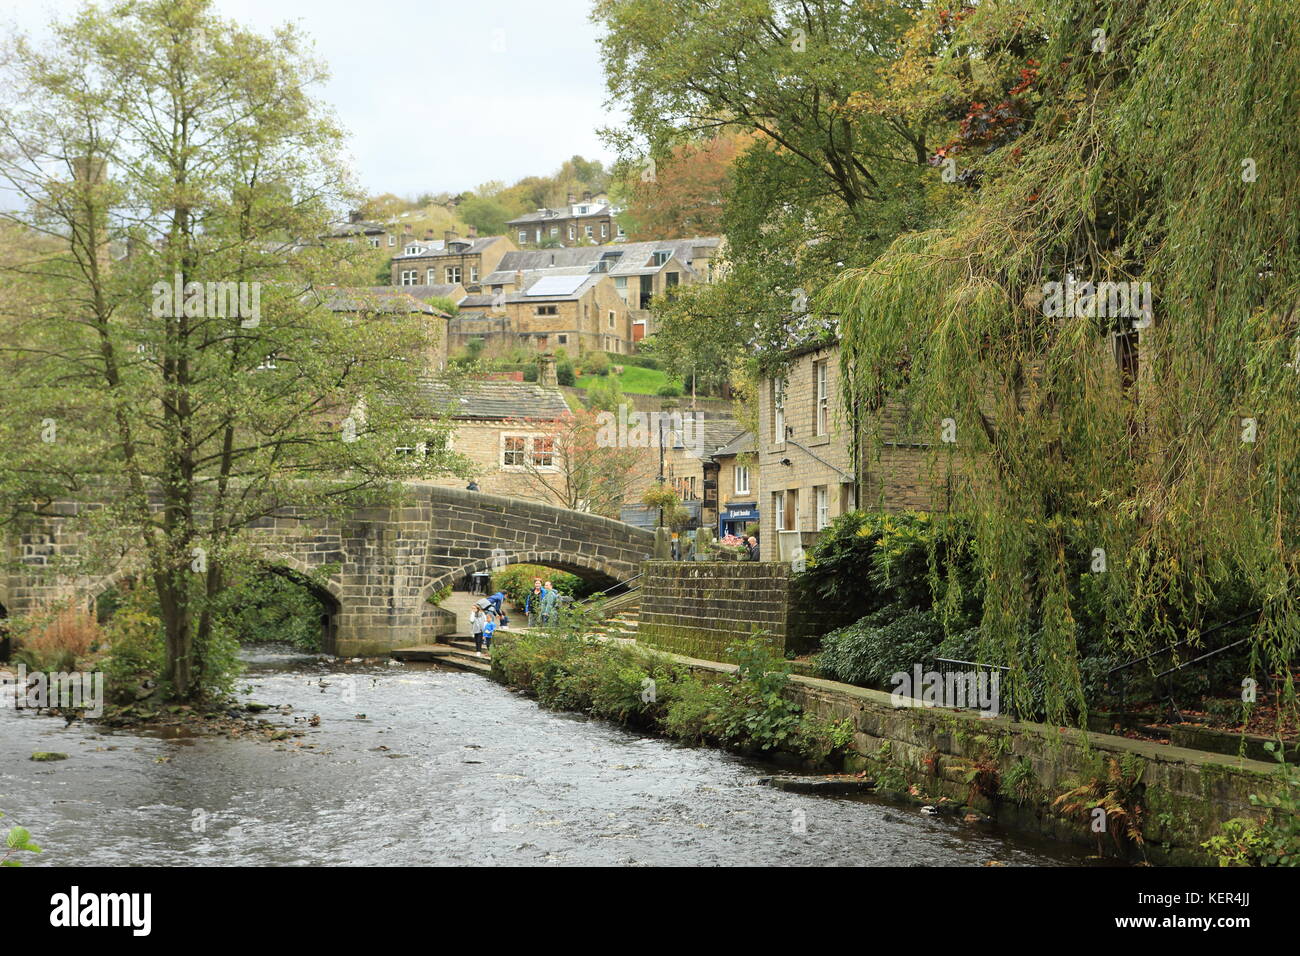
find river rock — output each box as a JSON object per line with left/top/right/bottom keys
{"left": 31, "top": 751, "right": 69, "bottom": 761}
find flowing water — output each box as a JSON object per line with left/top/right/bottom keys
{"left": 1, "top": 645, "right": 1102, "bottom": 866}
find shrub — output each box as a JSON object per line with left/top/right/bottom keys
{"left": 656, "top": 381, "right": 683, "bottom": 397}
{"left": 815, "top": 605, "right": 948, "bottom": 689}
{"left": 10, "top": 604, "right": 103, "bottom": 672}
{"left": 556, "top": 360, "right": 576, "bottom": 387}
{"left": 102, "top": 591, "right": 165, "bottom": 695}
{"left": 582, "top": 351, "right": 610, "bottom": 376}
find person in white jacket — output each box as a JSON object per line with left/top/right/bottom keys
{"left": 470, "top": 607, "right": 487, "bottom": 656}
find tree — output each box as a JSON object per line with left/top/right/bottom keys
{"left": 615, "top": 133, "right": 751, "bottom": 240}
{"left": 507, "top": 409, "right": 652, "bottom": 517}
{"left": 0, "top": 0, "right": 462, "bottom": 700}
{"left": 825, "top": 0, "right": 1300, "bottom": 728}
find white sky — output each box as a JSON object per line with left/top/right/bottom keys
{"left": 0, "top": 0, "right": 623, "bottom": 198}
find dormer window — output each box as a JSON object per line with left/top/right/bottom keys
{"left": 405, "top": 244, "right": 421, "bottom": 255}
{"left": 577, "top": 205, "right": 588, "bottom": 215}
{"left": 652, "top": 250, "right": 670, "bottom": 267}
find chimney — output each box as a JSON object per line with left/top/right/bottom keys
{"left": 582, "top": 190, "right": 592, "bottom": 203}
{"left": 424, "top": 229, "right": 435, "bottom": 240}
{"left": 349, "top": 209, "right": 363, "bottom": 223}
{"left": 514, "top": 269, "right": 523, "bottom": 288}
{"left": 444, "top": 228, "right": 457, "bottom": 246}
{"left": 467, "top": 224, "right": 478, "bottom": 238}
{"left": 566, "top": 192, "right": 576, "bottom": 206}
{"left": 538, "top": 352, "right": 558, "bottom": 388}
{"left": 402, "top": 224, "right": 413, "bottom": 239}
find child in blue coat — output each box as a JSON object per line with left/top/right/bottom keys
{"left": 481, "top": 611, "right": 498, "bottom": 654}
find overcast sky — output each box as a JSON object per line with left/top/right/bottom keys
{"left": 2, "top": 0, "right": 623, "bottom": 198}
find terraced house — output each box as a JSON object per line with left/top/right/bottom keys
{"left": 757, "top": 341, "right": 953, "bottom": 560}
{"left": 505, "top": 192, "right": 623, "bottom": 247}
{"left": 390, "top": 228, "right": 516, "bottom": 291}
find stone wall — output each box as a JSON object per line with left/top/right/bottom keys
{"left": 618, "top": 646, "right": 1281, "bottom": 864}
{"left": 638, "top": 560, "right": 821, "bottom": 659}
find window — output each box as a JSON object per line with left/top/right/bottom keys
{"left": 608, "top": 310, "right": 616, "bottom": 329}
{"left": 735, "top": 465, "right": 750, "bottom": 495}
{"left": 368, "top": 237, "right": 380, "bottom": 248}
{"left": 400, "top": 270, "right": 418, "bottom": 285}
{"left": 536, "top": 305, "right": 557, "bottom": 316}
{"left": 585, "top": 225, "right": 593, "bottom": 238}
{"left": 577, "top": 205, "right": 588, "bottom": 215}
{"left": 785, "top": 489, "right": 799, "bottom": 531}
{"left": 426, "top": 268, "right": 437, "bottom": 284}
{"left": 550, "top": 226, "right": 559, "bottom": 237}
{"left": 568, "top": 225, "right": 576, "bottom": 241}
{"left": 652, "top": 251, "right": 670, "bottom": 266}
{"left": 518, "top": 230, "right": 527, "bottom": 243}
{"left": 502, "top": 434, "right": 556, "bottom": 471}
{"left": 772, "top": 378, "right": 786, "bottom": 443}
{"left": 535, "top": 228, "right": 542, "bottom": 243}
{"left": 840, "top": 482, "right": 856, "bottom": 514}
{"left": 388, "top": 234, "right": 396, "bottom": 246}
{"left": 665, "top": 271, "right": 679, "bottom": 288}
{"left": 814, "top": 359, "right": 829, "bottom": 436}
{"left": 601, "top": 223, "right": 609, "bottom": 239}
{"left": 616, "top": 222, "right": 626, "bottom": 238}
{"left": 614, "top": 276, "right": 628, "bottom": 300}
{"left": 815, "top": 486, "right": 829, "bottom": 530}
{"left": 557, "top": 333, "right": 568, "bottom": 345}
{"left": 405, "top": 244, "right": 421, "bottom": 255}
{"left": 530, "top": 436, "right": 555, "bottom": 468}
{"left": 446, "top": 266, "right": 461, "bottom": 284}
{"left": 470, "top": 266, "right": 479, "bottom": 283}
{"left": 502, "top": 435, "right": 528, "bottom": 467}
{"left": 772, "top": 491, "right": 785, "bottom": 532}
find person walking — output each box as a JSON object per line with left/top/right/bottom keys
{"left": 746, "top": 535, "right": 760, "bottom": 561}
{"left": 524, "top": 583, "right": 543, "bottom": 627}
{"left": 470, "top": 606, "right": 487, "bottom": 656}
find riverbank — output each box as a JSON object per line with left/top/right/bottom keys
{"left": 1, "top": 643, "right": 1090, "bottom": 866}
{"left": 487, "top": 630, "right": 1287, "bottom": 865}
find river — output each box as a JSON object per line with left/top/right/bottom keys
{"left": 1, "top": 645, "right": 1102, "bottom": 866}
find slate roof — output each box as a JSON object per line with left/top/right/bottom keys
{"left": 379, "top": 284, "right": 466, "bottom": 304}
{"left": 712, "top": 429, "right": 755, "bottom": 458}
{"left": 323, "top": 219, "right": 387, "bottom": 238}
{"left": 391, "top": 235, "right": 508, "bottom": 260}
{"left": 313, "top": 287, "right": 449, "bottom": 317}
{"left": 415, "top": 379, "right": 571, "bottom": 422}
{"left": 507, "top": 203, "right": 615, "bottom": 226}
{"left": 481, "top": 238, "right": 722, "bottom": 285}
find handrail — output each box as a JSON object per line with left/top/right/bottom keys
{"left": 1102, "top": 610, "right": 1257, "bottom": 677}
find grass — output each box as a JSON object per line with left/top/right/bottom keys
{"left": 575, "top": 365, "right": 671, "bottom": 395}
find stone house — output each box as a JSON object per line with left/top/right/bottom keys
{"left": 411, "top": 369, "right": 574, "bottom": 500}
{"left": 322, "top": 210, "right": 398, "bottom": 250}
{"left": 390, "top": 230, "right": 516, "bottom": 292}
{"left": 704, "top": 429, "right": 759, "bottom": 539}
{"left": 316, "top": 286, "right": 452, "bottom": 373}
{"left": 457, "top": 269, "right": 633, "bottom": 354}
{"left": 756, "top": 340, "right": 955, "bottom": 560}
{"left": 506, "top": 192, "right": 623, "bottom": 247}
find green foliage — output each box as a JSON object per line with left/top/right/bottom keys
{"left": 1220, "top": 744, "right": 1300, "bottom": 866}
{"left": 491, "top": 630, "right": 853, "bottom": 765}
{"left": 823, "top": 0, "right": 1300, "bottom": 731}
{"left": 489, "top": 564, "right": 584, "bottom": 608}
{"left": 581, "top": 351, "right": 610, "bottom": 376}
{"left": 816, "top": 606, "right": 953, "bottom": 689}
{"left": 0, "top": 811, "right": 42, "bottom": 867}
{"left": 656, "top": 382, "right": 683, "bottom": 398}
{"left": 101, "top": 586, "right": 166, "bottom": 696}
{"left": 212, "top": 569, "right": 333, "bottom": 651}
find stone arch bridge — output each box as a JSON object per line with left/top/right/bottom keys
{"left": 0, "top": 485, "right": 653, "bottom": 656}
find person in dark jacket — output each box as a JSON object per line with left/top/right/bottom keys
{"left": 746, "top": 536, "right": 760, "bottom": 561}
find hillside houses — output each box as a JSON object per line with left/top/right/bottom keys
{"left": 506, "top": 192, "right": 623, "bottom": 246}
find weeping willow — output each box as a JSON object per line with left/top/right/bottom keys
{"left": 824, "top": 0, "right": 1300, "bottom": 728}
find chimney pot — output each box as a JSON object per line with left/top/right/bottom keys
{"left": 349, "top": 209, "right": 363, "bottom": 223}
{"left": 444, "top": 229, "right": 457, "bottom": 245}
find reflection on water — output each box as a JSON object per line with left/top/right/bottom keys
{"left": 1, "top": 644, "right": 1100, "bottom": 866}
